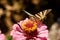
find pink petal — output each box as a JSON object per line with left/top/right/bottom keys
{"left": 37, "top": 30, "right": 48, "bottom": 38}
{"left": 24, "top": 18, "right": 29, "bottom": 22}
{"left": 40, "top": 37, "right": 47, "bottom": 40}
{"left": 10, "top": 30, "right": 26, "bottom": 40}
{"left": 0, "top": 31, "right": 6, "bottom": 40}
{"left": 13, "top": 24, "right": 23, "bottom": 32}
{"left": 34, "top": 37, "right": 41, "bottom": 40}
{"left": 37, "top": 26, "right": 47, "bottom": 32}
{"left": 13, "top": 36, "right": 26, "bottom": 40}
{"left": 13, "top": 24, "right": 20, "bottom": 30}
{"left": 18, "top": 21, "right": 23, "bottom": 26}
{"left": 0, "top": 34, "right": 6, "bottom": 40}
{"left": 36, "top": 38, "right": 41, "bottom": 40}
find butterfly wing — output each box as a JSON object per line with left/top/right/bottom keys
{"left": 23, "top": 9, "right": 52, "bottom": 20}
{"left": 35, "top": 9, "right": 52, "bottom": 20}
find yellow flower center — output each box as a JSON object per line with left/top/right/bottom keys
{"left": 22, "top": 20, "right": 37, "bottom": 33}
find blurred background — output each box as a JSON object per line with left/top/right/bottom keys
{"left": 0, "top": 0, "right": 60, "bottom": 40}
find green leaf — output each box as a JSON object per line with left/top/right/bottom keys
{"left": 7, "top": 36, "right": 12, "bottom": 40}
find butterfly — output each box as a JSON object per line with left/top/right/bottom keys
{"left": 23, "top": 9, "right": 52, "bottom": 21}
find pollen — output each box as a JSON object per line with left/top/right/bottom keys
{"left": 22, "top": 20, "right": 37, "bottom": 33}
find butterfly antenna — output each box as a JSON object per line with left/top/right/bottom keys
{"left": 23, "top": 10, "right": 34, "bottom": 17}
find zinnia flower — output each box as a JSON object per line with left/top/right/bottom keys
{"left": 10, "top": 18, "right": 48, "bottom": 40}
{"left": 0, "top": 31, "right": 6, "bottom": 40}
